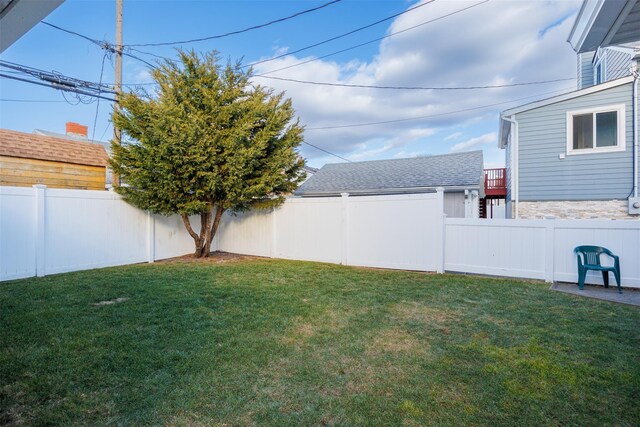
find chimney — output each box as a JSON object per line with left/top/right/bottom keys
{"left": 66, "top": 122, "right": 88, "bottom": 138}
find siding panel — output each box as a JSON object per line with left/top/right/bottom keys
{"left": 578, "top": 51, "right": 595, "bottom": 89}
{"left": 515, "top": 82, "right": 635, "bottom": 201}
{"left": 0, "top": 156, "right": 106, "bottom": 190}
{"left": 604, "top": 48, "right": 633, "bottom": 81}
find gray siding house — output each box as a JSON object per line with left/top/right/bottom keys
{"left": 499, "top": 0, "right": 640, "bottom": 219}
{"left": 578, "top": 46, "right": 636, "bottom": 89}
{"left": 295, "top": 151, "right": 484, "bottom": 218}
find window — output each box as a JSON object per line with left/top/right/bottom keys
{"left": 593, "top": 48, "right": 605, "bottom": 85}
{"left": 594, "top": 62, "right": 603, "bottom": 84}
{"left": 566, "top": 104, "right": 625, "bottom": 155}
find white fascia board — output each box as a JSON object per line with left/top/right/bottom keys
{"left": 0, "top": 0, "right": 64, "bottom": 53}
{"left": 567, "top": 0, "right": 634, "bottom": 53}
{"left": 567, "top": 0, "right": 605, "bottom": 52}
{"left": 501, "top": 76, "right": 634, "bottom": 117}
{"left": 498, "top": 115, "right": 511, "bottom": 149}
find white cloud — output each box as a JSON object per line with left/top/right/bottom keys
{"left": 450, "top": 132, "right": 497, "bottom": 153}
{"left": 251, "top": 0, "right": 581, "bottom": 164}
{"left": 444, "top": 132, "right": 463, "bottom": 141}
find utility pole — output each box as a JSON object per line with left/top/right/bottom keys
{"left": 112, "top": 0, "right": 123, "bottom": 187}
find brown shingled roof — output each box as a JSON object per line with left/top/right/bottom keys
{"left": 0, "top": 128, "right": 108, "bottom": 167}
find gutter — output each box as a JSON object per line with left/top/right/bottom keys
{"left": 633, "top": 61, "right": 638, "bottom": 198}
{"left": 500, "top": 114, "right": 519, "bottom": 219}
{"left": 295, "top": 184, "right": 481, "bottom": 198}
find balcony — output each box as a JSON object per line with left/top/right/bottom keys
{"left": 484, "top": 168, "right": 506, "bottom": 198}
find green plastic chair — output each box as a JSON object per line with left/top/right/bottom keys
{"left": 574, "top": 246, "right": 621, "bottom": 293}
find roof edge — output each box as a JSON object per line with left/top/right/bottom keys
{"left": 295, "top": 184, "right": 481, "bottom": 197}
{"left": 501, "top": 76, "right": 633, "bottom": 117}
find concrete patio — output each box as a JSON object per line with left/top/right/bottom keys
{"left": 551, "top": 282, "right": 640, "bottom": 307}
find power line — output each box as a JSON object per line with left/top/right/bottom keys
{"left": 99, "top": 122, "right": 112, "bottom": 142}
{"left": 259, "top": 0, "right": 489, "bottom": 76}
{"left": 42, "top": 21, "right": 157, "bottom": 70}
{"left": 41, "top": 21, "right": 102, "bottom": 45}
{"left": 126, "top": 0, "right": 343, "bottom": 47}
{"left": 0, "top": 60, "right": 115, "bottom": 94}
{"left": 245, "top": 0, "right": 435, "bottom": 69}
{"left": 253, "top": 75, "right": 576, "bottom": 90}
{"left": 92, "top": 52, "right": 109, "bottom": 141}
{"left": 0, "top": 73, "right": 117, "bottom": 102}
{"left": 305, "top": 86, "right": 576, "bottom": 130}
{"left": 123, "top": 51, "right": 157, "bottom": 69}
{"left": 302, "top": 141, "right": 351, "bottom": 162}
{"left": 0, "top": 98, "right": 68, "bottom": 103}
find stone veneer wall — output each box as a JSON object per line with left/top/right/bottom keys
{"left": 516, "top": 200, "right": 639, "bottom": 220}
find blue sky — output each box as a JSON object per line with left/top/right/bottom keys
{"left": 0, "top": 0, "right": 581, "bottom": 168}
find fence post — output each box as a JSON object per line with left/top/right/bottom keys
{"left": 544, "top": 215, "right": 555, "bottom": 283}
{"left": 341, "top": 193, "right": 349, "bottom": 265}
{"left": 436, "top": 187, "right": 445, "bottom": 274}
{"left": 33, "top": 185, "right": 46, "bottom": 277}
{"left": 272, "top": 206, "right": 278, "bottom": 259}
{"left": 147, "top": 211, "right": 155, "bottom": 263}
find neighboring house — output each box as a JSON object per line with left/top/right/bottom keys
{"left": 0, "top": 128, "right": 108, "bottom": 190}
{"left": 499, "top": 0, "right": 640, "bottom": 219}
{"left": 295, "top": 151, "right": 484, "bottom": 218}
{"left": 34, "top": 122, "right": 114, "bottom": 187}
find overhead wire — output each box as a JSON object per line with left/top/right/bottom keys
{"left": 304, "top": 86, "right": 577, "bottom": 130}
{"left": 92, "top": 52, "right": 110, "bottom": 141}
{"left": 0, "top": 73, "right": 117, "bottom": 101}
{"left": 244, "top": 0, "right": 436, "bottom": 68}
{"left": 126, "top": 0, "right": 343, "bottom": 47}
{"left": 29, "top": 3, "right": 609, "bottom": 159}
{"left": 0, "top": 60, "right": 115, "bottom": 93}
{"left": 0, "top": 98, "right": 69, "bottom": 103}
{"left": 298, "top": 85, "right": 577, "bottom": 161}
{"left": 302, "top": 141, "right": 352, "bottom": 162}
{"left": 258, "top": 0, "right": 489, "bottom": 76}
{"left": 252, "top": 75, "right": 576, "bottom": 90}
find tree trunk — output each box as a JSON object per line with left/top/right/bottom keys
{"left": 202, "top": 205, "right": 225, "bottom": 256}
{"left": 181, "top": 210, "right": 212, "bottom": 258}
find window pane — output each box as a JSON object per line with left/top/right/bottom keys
{"left": 596, "top": 111, "right": 617, "bottom": 147}
{"left": 573, "top": 114, "right": 593, "bottom": 149}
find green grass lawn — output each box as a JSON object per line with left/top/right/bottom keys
{"left": 1, "top": 258, "right": 639, "bottom": 426}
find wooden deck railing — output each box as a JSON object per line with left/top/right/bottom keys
{"left": 484, "top": 168, "right": 506, "bottom": 197}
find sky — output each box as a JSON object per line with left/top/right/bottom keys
{"left": 0, "top": 0, "right": 582, "bottom": 168}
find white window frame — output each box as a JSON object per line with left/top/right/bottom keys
{"left": 566, "top": 104, "right": 626, "bottom": 155}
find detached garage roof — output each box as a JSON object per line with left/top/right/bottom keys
{"left": 0, "top": 128, "right": 108, "bottom": 167}
{"left": 295, "top": 150, "right": 483, "bottom": 197}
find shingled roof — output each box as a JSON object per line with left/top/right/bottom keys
{"left": 295, "top": 151, "right": 483, "bottom": 196}
{"left": 0, "top": 128, "right": 108, "bottom": 167}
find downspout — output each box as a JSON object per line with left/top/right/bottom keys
{"left": 501, "top": 114, "right": 519, "bottom": 218}
{"left": 632, "top": 58, "right": 638, "bottom": 198}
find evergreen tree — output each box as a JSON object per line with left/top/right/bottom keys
{"left": 110, "top": 51, "right": 305, "bottom": 257}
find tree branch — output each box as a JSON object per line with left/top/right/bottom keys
{"left": 181, "top": 214, "right": 200, "bottom": 242}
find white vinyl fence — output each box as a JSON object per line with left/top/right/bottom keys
{"left": 445, "top": 218, "right": 640, "bottom": 288}
{"left": 2, "top": 185, "right": 639, "bottom": 289}
{"left": 0, "top": 185, "right": 198, "bottom": 281}
{"left": 216, "top": 192, "right": 445, "bottom": 272}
